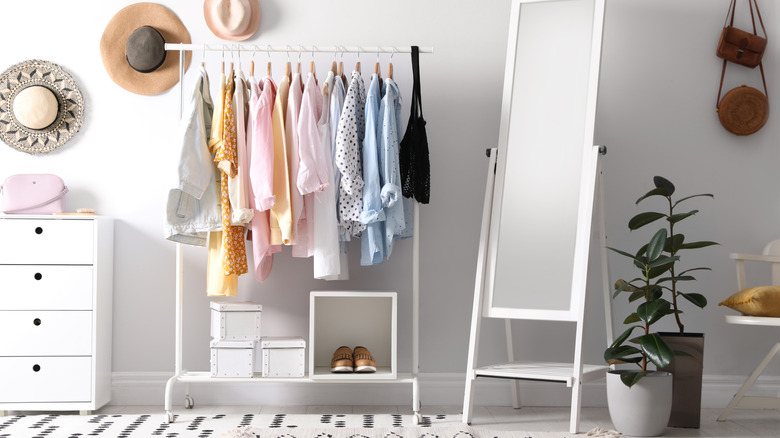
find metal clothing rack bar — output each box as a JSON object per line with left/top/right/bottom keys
{"left": 163, "top": 43, "right": 431, "bottom": 424}
{"left": 164, "top": 43, "right": 434, "bottom": 54}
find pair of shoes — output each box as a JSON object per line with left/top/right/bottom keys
{"left": 330, "top": 346, "right": 377, "bottom": 373}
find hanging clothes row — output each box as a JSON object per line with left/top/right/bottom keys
{"left": 165, "top": 52, "right": 423, "bottom": 295}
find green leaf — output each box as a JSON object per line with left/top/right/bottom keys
{"left": 628, "top": 212, "right": 666, "bottom": 230}
{"left": 673, "top": 193, "right": 714, "bottom": 208}
{"left": 606, "top": 246, "right": 641, "bottom": 262}
{"left": 623, "top": 313, "right": 640, "bottom": 324}
{"left": 648, "top": 255, "right": 679, "bottom": 268}
{"left": 680, "top": 292, "right": 708, "bottom": 308}
{"left": 678, "top": 267, "right": 711, "bottom": 276}
{"left": 658, "top": 275, "right": 696, "bottom": 283}
{"left": 639, "top": 333, "right": 674, "bottom": 368}
{"left": 636, "top": 187, "right": 670, "bottom": 204}
{"left": 668, "top": 210, "right": 698, "bottom": 224}
{"left": 654, "top": 176, "right": 675, "bottom": 195}
{"left": 628, "top": 291, "right": 645, "bottom": 302}
{"left": 620, "top": 371, "right": 649, "bottom": 388}
{"left": 637, "top": 299, "right": 672, "bottom": 325}
{"left": 679, "top": 241, "right": 719, "bottom": 250}
{"left": 610, "top": 326, "right": 642, "bottom": 348}
{"left": 648, "top": 287, "right": 663, "bottom": 301}
{"left": 665, "top": 234, "right": 684, "bottom": 253}
{"left": 648, "top": 264, "right": 673, "bottom": 279}
{"left": 604, "top": 345, "right": 642, "bottom": 362}
{"left": 646, "top": 229, "right": 667, "bottom": 261}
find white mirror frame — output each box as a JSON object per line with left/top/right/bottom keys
{"left": 483, "top": 0, "right": 606, "bottom": 321}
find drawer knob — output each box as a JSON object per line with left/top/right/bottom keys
{"left": 33, "top": 318, "right": 41, "bottom": 326}
{"left": 34, "top": 226, "right": 43, "bottom": 235}
{"left": 32, "top": 364, "right": 41, "bottom": 372}
{"left": 34, "top": 272, "right": 43, "bottom": 281}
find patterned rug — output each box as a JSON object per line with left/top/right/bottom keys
{"left": 0, "top": 413, "right": 597, "bottom": 438}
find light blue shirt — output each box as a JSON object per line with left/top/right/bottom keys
{"left": 360, "top": 74, "right": 386, "bottom": 266}
{"left": 379, "top": 78, "right": 412, "bottom": 256}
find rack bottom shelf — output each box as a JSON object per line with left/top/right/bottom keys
{"left": 164, "top": 371, "right": 420, "bottom": 424}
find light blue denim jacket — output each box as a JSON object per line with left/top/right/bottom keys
{"left": 360, "top": 74, "right": 386, "bottom": 266}
{"left": 165, "top": 66, "right": 222, "bottom": 246}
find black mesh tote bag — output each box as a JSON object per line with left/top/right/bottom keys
{"left": 399, "top": 46, "right": 430, "bottom": 204}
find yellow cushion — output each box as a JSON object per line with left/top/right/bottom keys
{"left": 719, "top": 286, "right": 780, "bottom": 317}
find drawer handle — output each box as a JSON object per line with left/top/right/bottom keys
{"left": 34, "top": 227, "right": 43, "bottom": 235}
{"left": 33, "top": 364, "right": 41, "bottom": 372}
{"left": 33, "top": 318, "right": 41, "bottom": 326}
{"left": 34, "top": 272, "right": 43, "bottom": 281}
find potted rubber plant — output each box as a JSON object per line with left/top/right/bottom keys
{"left": 604, "top": 227, "right": 678, "bottom": 437}
{"left": 624, "top": 176, "right": 717, "bottom": 428}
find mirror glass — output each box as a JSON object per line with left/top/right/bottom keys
{"left": 488, "top": 0, "right": 598, "bottom": 315}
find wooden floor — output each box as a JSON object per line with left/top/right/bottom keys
{"left": 95, "top": 405, "right": 780, "bottom": 437}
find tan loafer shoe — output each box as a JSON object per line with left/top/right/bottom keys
{"left": 353, "top": 346, "right": 376, "bottom": 373}
{"left": 330, "top": 346, "right": 354, "bottom": 372}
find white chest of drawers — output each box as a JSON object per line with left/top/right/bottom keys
{"left": 0, "top": 215, "right": 113, "bottom": 415}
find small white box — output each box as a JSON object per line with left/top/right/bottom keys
{"left": 259, "top": 337, "right": 306, "bottom": 378}
{"left": 210, "top": 301, "right": 262, "bottom": 341}
{"left": 210, "top": 340, "right": 255, "bottom": 378}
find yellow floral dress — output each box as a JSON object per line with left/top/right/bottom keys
{"left": 215, "top": 71, "right": 248, "bottom": 277}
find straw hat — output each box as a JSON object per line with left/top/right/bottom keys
{"left": 204, "top": 0, "right": 260, "bottom": 41}
{"left": 100, "top": 3, "right": 192, "bottom": 96}
{"left": 0, "top": 60, "right": 84, "bottom": 155}
{"left": 718, "top": 85, "right": 769, "bottom": 136}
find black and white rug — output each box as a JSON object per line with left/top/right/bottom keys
{"left": 0, "top": 413, "right": 611, "bottom": 438}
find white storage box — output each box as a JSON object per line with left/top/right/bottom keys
{"left": 210, "top": 301, "right": 262, "bottom": 341}
{"left": 259, "top": 337, "right": 306, "bottom": 378}
{"left": 210, "top": 340, "right": 255, "bottom": 378}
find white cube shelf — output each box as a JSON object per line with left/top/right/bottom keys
{"left": 309, "top": 291, "right": 397, "bottom": 380}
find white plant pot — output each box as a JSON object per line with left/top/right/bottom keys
{"left": 607, "top": 370, "right": 673, "bottom": 437}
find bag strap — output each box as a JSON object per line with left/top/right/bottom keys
{"left": 409, "top": 46, "right": 424, "bottom": 120}
{"left": 725, "top": 0, "right": 767, "bottom": 38}
{"left": 717, "top": 59, "right": 768, "bottom": 110}
{"left": 2, "top": 186, "right": 69, "bottom": 214}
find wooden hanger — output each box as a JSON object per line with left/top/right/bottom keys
{"left": 388, "top": 47, "right": 395, "bottom": 80}
{"left": 265, "top": 45, "right": 272, "bottom": 77}
{"left": 284, "top": 61, "right": 291, "bottom": 82}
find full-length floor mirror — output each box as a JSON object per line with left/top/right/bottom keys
{"left": 463, "top": 0, "right": 608, "bottom": 433}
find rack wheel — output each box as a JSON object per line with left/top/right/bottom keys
{"left": 415, "top": 413, "right": 422, "bottom": 424}
{"left": 184, "top": 396, "right": 194, "bottom": 409}
{"left": 166, "top": 411, "right": 175, "bottom": 424}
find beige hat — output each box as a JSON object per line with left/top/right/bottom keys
{"left": 204, "top": 0, "right": 260, "bottom": 41}
{"left": 100, "top": 3, "right": 192, "bottom": 96}
{"left": 0, "top": 59, "right": 84, "bottom": 155}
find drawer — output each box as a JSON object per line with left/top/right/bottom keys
{"left": 0, "top": 265, "right": 93, "bottom": 310}
{"left": 0, "top": 311, "right": 92, "bottom": 356}
{"left": 0, "top": 218, "right": 94, "bottom": 264}
{"left": 0, "top": 356, "right": 91, "bottom": 402}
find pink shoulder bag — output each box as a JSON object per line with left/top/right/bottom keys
{"left": 0, "top": 174, "right": 69, "bottom": 214}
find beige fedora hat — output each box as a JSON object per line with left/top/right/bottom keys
{"left": 0, "top": 59, "right": 84, "bottom": 155}
{"left": 100, "top": 2, "right": 192, "bottom": 96}
{"left": 204, "top": 0, "right": 260, "bottom": 41}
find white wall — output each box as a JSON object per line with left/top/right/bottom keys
{"left": 0, "top": 0, "right": 777, "bottom": 406}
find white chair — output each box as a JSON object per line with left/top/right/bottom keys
{"left": 717, "top": 239, "right": 780, "bottom": 421}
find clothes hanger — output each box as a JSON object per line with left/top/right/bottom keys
{"left": 337, "top": 46, "right": 344, "bottom": 78}
{"left": 355, "top": 47, "right": 361, "bottom": 73}
{"left": 296, "top": 46, "right": 303, "bottom": 75}
{"left": 221, "top": 45, "right": 225, "bottom": 74}
{"left": 284, "top": 46, "right": 292, "bottom": 83}
{"left": 374, "top": 50, "right": 381, "bottom": 77}
{"left": 266, "top": 44, "right": 272, "bottom": 77}
{"left": 201, "top": 44, "right": 206, "bottom": 67}
{"left": 250, "top": 45, "right": 256, "bottom": 77}
{"left": 330, "top": 49, "right": 337, "bottom": 75}
{"left": 309, "top": 47, "right": 317, "bottom": 83}
{"left": 388, "top": 47, "right": 395, "bottom": 80}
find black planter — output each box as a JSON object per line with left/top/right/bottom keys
{"left": 659, "top": 332, "right": 704, "bottom": 428}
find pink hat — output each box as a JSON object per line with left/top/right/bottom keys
{"left": 204, "top": 0, "right": 260, "bottom": 41}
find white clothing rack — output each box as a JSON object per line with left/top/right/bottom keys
{"left": 163, "top": 43, "right": 431, "bottom": 424}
